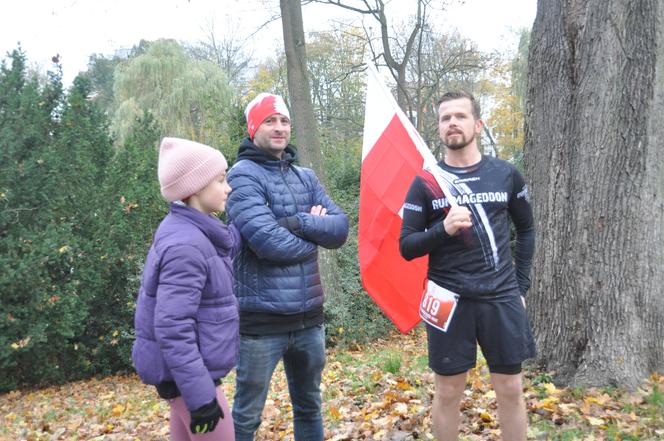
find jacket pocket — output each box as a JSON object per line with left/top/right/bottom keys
{"left": 132, "top": 338, "right": 170, "bottom": 385}
{"left": 197, "top": 307, "right": 239, "bottom": 374}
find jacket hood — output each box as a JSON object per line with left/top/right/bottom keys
{"left": 237, "top": 137, "right": 298, "bottom": 165}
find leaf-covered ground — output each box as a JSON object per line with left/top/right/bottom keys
{"left": 2, "top": 327, "right": 663, "bottom": 440}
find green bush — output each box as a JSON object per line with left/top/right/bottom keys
{"left": 84, "top": 112, "right": 164, "bottom": 376}
{"left": 0, "top": 53, "right": 110, "bottom": 389}
{"left": 0, "top": 50, "right": 164, "bottom": 390}
{"left": 322, "top": 137, "right": 393, "bottom": 345}
{"left": 0, "top": 224, "right": 90, "bottom": 390}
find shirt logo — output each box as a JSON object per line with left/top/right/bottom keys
{"left": 403, "top": 202, "right": 423, "bottom": 212}
{"left": 432, "top": 192, "right": 509, "bottom": 210}
{"left": 453, "top": 176, "right": 480, "bottom": 184}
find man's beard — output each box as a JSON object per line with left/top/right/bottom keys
{"left": 444, "top": 135, "right": 473, "bottom": 151}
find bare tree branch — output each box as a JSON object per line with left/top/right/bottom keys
{"left": 314, "top": 0, "right": 379, "bottom": 14}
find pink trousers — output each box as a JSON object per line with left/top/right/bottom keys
{"left": 168, "top": 385, "right": 234, "bottom": 441}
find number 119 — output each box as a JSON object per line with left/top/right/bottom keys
{"left": 423, "top": 294, "right": 440, "bottom": 315}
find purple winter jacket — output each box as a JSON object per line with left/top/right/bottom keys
{"left": 132, "top": 203, "right": 241, "bottom": 412}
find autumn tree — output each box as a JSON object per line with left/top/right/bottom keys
{"left": 248, "top": 26, "right": 367, "bottom": 141}
{"left": 315, "top": 0, "right": 433, "bottom": 109}
{"left": 406, "top": 28, "right": 485, "bottom": 147}
{"left": 112, "top": 39, "right": 241, "bottom": 159}
{"left": 247, "top": 58, "right": 290, "bottom": 104}
{"left": 512, "top": 29, "right": 529, "bottom": 113}
{"left": 525, "top": 0, "right": 664, "bottom": 387}
{"left": 306, "top": 26, "right": 367, "bottom": 142}
{"left": 486, "top": 30, "right": 530, "bottom": 161}
{"left": 82, "top": 40, "right": 152, "bottom": 116}
{"left": 313, "top": 1, "right": 484, "bottom": 144}
{"left": 188, "top": 19, "right": 254, "bottom": 89}
{"left": 82, "top": 53, "right": 122, "bottom": 115}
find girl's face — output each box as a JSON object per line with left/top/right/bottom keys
{"left": 194, "top": 170, "right": 232, "bottom": 214}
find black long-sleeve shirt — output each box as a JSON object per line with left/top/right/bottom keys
{"left": 399, "top": 155, "right": 535, "bottom": 299}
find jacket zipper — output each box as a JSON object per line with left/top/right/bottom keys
{"left": 280, "top": 163, "right": 307, "bottom": 313}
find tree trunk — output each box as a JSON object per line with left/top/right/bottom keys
{"left": 280, "top": 0, "right": 343, "bottom": 304}
{"left": 524, "top": 0, "right": 664, "bottom": 387}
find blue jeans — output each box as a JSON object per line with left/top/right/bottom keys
{"left": 232, "top": 325, "right": 326, "bottom": 441}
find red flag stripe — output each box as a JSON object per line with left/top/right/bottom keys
{"left": 359, "top": 76, "right": 428, "bottom": 332}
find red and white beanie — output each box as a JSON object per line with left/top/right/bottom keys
{"left": 245, "top": 93, "right": 290, "bottom": 139}
{"left": 158, "top": 137, "right": 228, "bottom": 202}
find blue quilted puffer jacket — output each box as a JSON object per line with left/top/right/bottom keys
{"left": 226, "top": 138, "right": 349, "bottom": 315}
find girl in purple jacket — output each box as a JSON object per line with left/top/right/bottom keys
{"left": 132, "top": 137, "right": 240, "bottom": 440}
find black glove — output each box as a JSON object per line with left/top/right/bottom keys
{"left": 189, "top": 398, "right": 223, "bottom": 434}
{"left": 277, "top": 216, "right": 300, "bottom": 234}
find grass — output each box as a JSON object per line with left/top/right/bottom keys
{"left": 646, "top": 384, "right": 663, "bottom": 407}
{"left": 415, "top": 354, "right": 429, "bottom": 372}
{"left": 380, "top": 350, "right": 402, "bottom": 374}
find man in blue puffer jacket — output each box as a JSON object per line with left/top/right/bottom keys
{"left": 227, "top": 93, "right": 349, "bottom": 441}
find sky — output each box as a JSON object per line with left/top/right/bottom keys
{"left": 0, "top": 0, "right": 537, "bottom": 86}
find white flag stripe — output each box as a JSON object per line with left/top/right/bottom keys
{"left": 363, "top": 64, "right": 457, "bottom": 207}
{"left": 362, "top": 66, "right": 399, "bottom": 160}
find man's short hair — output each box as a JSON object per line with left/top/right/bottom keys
{"left": 437, "top": 91, "right": 481, "bottom": 120}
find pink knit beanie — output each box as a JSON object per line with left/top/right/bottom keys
{"left": 245, "top": 93, "right": 290, "bottom": 138}
{"left": 158, "top": 137, "right": 228, "bottom": 202}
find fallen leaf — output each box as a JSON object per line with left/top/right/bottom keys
{"left": 586, "top": 416, "right": 605, "bottom": 426}
{"left": 479, "top": 411, "right": 493, "bottom": 423}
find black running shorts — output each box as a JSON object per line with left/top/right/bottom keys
{"left": 426, "top": 293, "right": 536, "bottom": 375}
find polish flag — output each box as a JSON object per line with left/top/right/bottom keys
{"left": 359, "top": 65, "right": 454, "bottom": 333}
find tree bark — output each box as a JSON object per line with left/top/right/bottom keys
{"left": 525, "top": 0, "right": 664, "bottom": 387}
{"left": 280, "top": 0, "right": 343, "bottom": 304}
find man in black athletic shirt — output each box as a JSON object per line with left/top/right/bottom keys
{"left": 400, "top": 91, "right": 535, "bottom": 441}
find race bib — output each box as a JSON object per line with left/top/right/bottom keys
{"left": 419, "top": 280, "right": 459, "bottom": 332}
